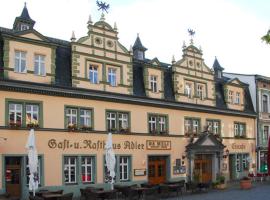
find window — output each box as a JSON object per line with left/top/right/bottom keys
{"left": 64, "top": 157, "right": 77, "bottom": 184}
{"left": 34, "top": 54, "right": 45, "bottom": 76}
{"left": 262, "top": 95, "right": 268, "bottom": 113}
{"left": 119, "top": 156, "right": 129, "bottom": 181}
{"left": 26, "top": 157, "right": 41, "bottom": 186}
{"left": 150, "top": 75, "right": 158, "bottom": 93}
{"left": 26, "top": 104, "right": 39, "bottom": 126}
{"left": 81, "top": 157, "right": 94, "bottom": 183}
{"left": 108, "top": 68, "right": 117, "bottom": 86}
{"left": 89, "top": 65, "right": 98, "bottom": 84}
{"left": 20, "top": 24, "right": 29, "bottom": 31}
{"left": 9, "top": 103, "right": 22, "bottom": 126}
{"left": 106, "top": 111, "right": 129, "bottom": 132}
{"left": 184, "top": 118, "right": 200, "bottom": 135}
{"left": 185, "top": 83, "right": 192, "bottom": 98}
{"left": 228, "top": 91, "right": 233, "bottom": 103}
{"left": 236, "top": 154, "right": 241, "bottom": 172}
{"left": 263, "top": 126, "right": 269, "bottom": 141}
{"left": 14, "top": 51, "right": 26, "bottom": 73}
{"left": 65, "top": 107, "right": 93, "bottom": 129}
{"left": 196, "top": 84, "right": 204, "bottom": 100}
{"left": 242, "top": 154, "right": 248, "bottom": 170}
{"left": 206, "top": 120, "right": 220, "bottom": 135}
{"left": 235, "top": 92, "right": 240, "bottom": 104}
{"left": 148, "top": 114, "right": 168, "bottom": 134}
{"left": 7, "top": 101, "right": 41, "bottom": 128}
{"left": 234, "top": 122, "right": 246, "bottom": 137}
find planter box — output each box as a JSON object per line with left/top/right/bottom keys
{"left": 240, "top": 179, "right": 252, "bottom": 189}
{"left": 216, "top": 183, "right": 226, "bottom": 190}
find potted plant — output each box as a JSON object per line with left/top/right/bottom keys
{"left": 240, "top": 176, "right": 252, "bottom": 189}
{"left": 67, "top": 123, "right": 77, "bottom": 132}
{"left": 27, "top": 121, "right": 39, "bottom": 129}
{"left": 215, "top": 174, "right": 226, "bottom": 189}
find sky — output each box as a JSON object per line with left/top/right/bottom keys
{"left": 0, "top": 0, "right": 270, "bottom": 76}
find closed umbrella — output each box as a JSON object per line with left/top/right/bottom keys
{"left": 26, "top": 129, "right": 39, "bottom": 196}
{"left": 105, "top": 132, "right": 116, "bottom": 190}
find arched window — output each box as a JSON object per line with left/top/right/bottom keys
{"left": 262, "top": 94, "right": 268, "bottom": 113}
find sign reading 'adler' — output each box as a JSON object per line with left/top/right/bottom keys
{"left": 48, "top": 139, "right": 171, "bottom": 151}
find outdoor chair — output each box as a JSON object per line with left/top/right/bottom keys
{"left": 58, "top": 193, "right": 73, "bottom": 200}
{"left": 121, "top": 187, "right": 140, "bottom": 200}
{"left": 144, "top": 186, "right": 159, "bottom": 200}
{"left": 185, "top": 182, "right": 197, "bottom": 193}
{"left": 80, "top": 189, "right": 86, "bottom": 200}
{"left": 159, "top": 184, "right": 170, "bottom": 198}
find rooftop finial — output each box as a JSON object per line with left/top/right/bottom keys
{"left": 129, "top": 45, "right": 133, "bottom": 55}
{"left": 96, "top": 0, "right": 109, "bottom": 21}
{"left": 24, "top": 2, "right": 27, "bottom": 7}
{"left": 100, "top": 13, "right": 105, "bottom": 21}
{"left": 172, "top": 55, "right": 176, "bottom": 64}
{"left": 87, "top": 14, "right": 93, "bottom": 25}
{"left": 137, "top": 33, "right": 139, "bottom": 37}
{"left": 71, "top": 31, "right": 76, "bottom": 42}
{"left": 114, "top": 22, "right": 118, "bottom": 31}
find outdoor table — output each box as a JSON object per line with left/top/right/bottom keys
{"left": 131, "top": 187, "right": 149, "bottom": 199}
{"left": 91, "top": 189, "right": 117, "bottom": 200}
{"left": 42, "top": 193, "right": 62, "bottom": 200}
{"left": 167, "top": 184, "right": 182, "bottom": 196}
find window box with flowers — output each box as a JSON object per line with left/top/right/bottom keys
{"left": 80, "top": 126, "right": 92, "bottom": 132}
{"left": 68, "top": 123, "right": 77, "bottom": 132}
{"left": 27, "top": 121, "right": 39, "bottom": 129}
{"left": 9, "top": 122, "right": 22, "bottom": 129}
{"left": 119, "top": 128, "right": 130, "bottom": 133}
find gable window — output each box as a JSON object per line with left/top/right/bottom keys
{"left": 185, "top": 83, "right": 192, "bottom": 98}
{"left": 184, "top": 118, "right": 200, "bottom": 135}
{"left": 196, "top": 84, "right": 204, "bottom": 100}
{"left": 106, "top": 111, "right": 129, "bottom": 132}
{"left": 150, "top": 75, "right": 158, "bottom": 93}
{"left": 235, "top": 92, "right": 240, "bottom": 104}
{"left": 89, "top": 65, "right": 98, "bottom": 84}
{"left": 228, "top": 91, "right": 233, "bottom": 103}
{"left": 262, "top": 95, "right": 268, "bottom": 113}
{"left": 65, "top": 107, "right": 93, "bottom": 129}
{"left": 14, "top": 51, "right": 26, "bottom": 73}
{"left": 108, "top": 68, "right": 117, "bottom": 86}
{"left": 206, "top": 119, "right": 220, "bottom": 135}
{"left": 81, "top": 157, "right": 94, "bottom": 183}
{"left": 20, "top": 24, "right": 29, "bottom": 31}
{"left": 234, "top": 122, "right": 246, "bottom": 138}
{"left": 34, "top": 54, "right": 45, "bottom": 76}
{"left": 64, "top": 157, "right": 77, "bottom": 184}
{"left": 119, "top": 156, "right": 130, "bottom": 181}
{"left": 148, "top": 114, "right": 168, "bottom": 134}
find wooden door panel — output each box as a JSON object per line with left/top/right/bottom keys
{"left": 148, "top": 158, "right": 166, "bottom": 185}
{"left": 6, "top": 165, "right": 21, "bottom": 197}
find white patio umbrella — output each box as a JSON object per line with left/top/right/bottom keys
{"left": 105, "top": 132, "right": 116, "bottom": 190}
{"left": 25, "top": 129, "right": 39, "bottom": 196}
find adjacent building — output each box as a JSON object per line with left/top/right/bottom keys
{"left": 0, "top": 4, "right": 257, "bottom": 199}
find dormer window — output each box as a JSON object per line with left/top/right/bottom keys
{"left": 34, "top": 54, "right": 45, "bottom": 76}
{"left": 235, "top": 92, "right": 240, "bottom": 104}
{"left": 150, "top": 75, "right": 157, "bottom": 93}
{"left": 14, "top": 51, "right": 26, "bottom": 73}
{"left": 89, "top": 65, "right": 98, "bottom": 84}
{"left": 20, "top": 24, "right": 29, "bottom": 31}
{"left": 218, "top": 71, "right": 222, "bottom": 79}
{"left": 137, "top": 51, "right": 144, "bottom": 60}
{"left": 228, "top": 91, "right": 233, "bottom": 103}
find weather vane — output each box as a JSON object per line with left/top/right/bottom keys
{"left": 96, "top": 0, "right": 110, "bottom": 13}
{"left": 188, "top": 29, "right": 195, "bottom": 44}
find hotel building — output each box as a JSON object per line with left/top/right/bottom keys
{"left": 0, "top": 4, "right": 257, "bottom": 199}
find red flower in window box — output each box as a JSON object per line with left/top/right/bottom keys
{"left": 9, "top": 122, "right": 21, "bottom": 129}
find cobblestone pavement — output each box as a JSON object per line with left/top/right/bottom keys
{"left": 165, "top": 182, "right": 270, "bottom": 200}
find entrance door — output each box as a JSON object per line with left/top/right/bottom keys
{"left": 5, "top": 157, "right": 21, "bottom": 198}
{"left": 194, "top": 154, "right": 212, "bottom": 183}
{"left": 148, "top": 157, "right": 167, "bottom": 185}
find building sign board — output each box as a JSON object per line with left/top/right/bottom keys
{"left": 146, "top": 140, "right": 171, "bottom": 150}
{"left": 134, "top": 169, "right": 146, "bottom": 176}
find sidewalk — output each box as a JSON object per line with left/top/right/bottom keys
{"left": 166, "top": 181, "right": 270, "bottom": 200}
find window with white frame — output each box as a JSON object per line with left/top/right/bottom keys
{"left": 118, "top": 113, "right": 128, "bottom": 130}
{"left": 89, "top": 65, "right": 98, "bottom": 84}
{"left": 239, "top": 124, "right": 245, "bottom": 136}
{"left": 236, "top": 154, "right": 241, "bottom": 172}
{"left": 185, "top": 119, "right": 192, "bottom": 133}
{"left": 9, "top": 103, "right": 23, "bottom": 126}
{"left": 26, "top": 156, "right": 41, "bottom": 186}
{"left": 108, "top": 68, "right": 117, "bottom": 86}
{"left": 34, "top": 54, "right": 45, "bottom": 76}
{"left": 64, "top": 157, "right": 77, "bottom": 184}
{"left": 235, "top": 92, "right": 240, "bottom": 104}
{"left": 184, "top": 118, "right": 200, "bottom": 135}
{"left": 234, "top": 123, "right": 239, "bottom": 136}
{"left": 119, "top": 156, "right": 130, "bottom": 181}
{"left": 66, "top": 108, "right": 77, "bottom": 127}
{"left": 150, "top": 75, "right": 158, "bottom": 93}
{"left": 107, "top": 112, "right": 117, "bottom": 131}
{"left": 228, "top": 91, "right": 233, "bottom": 103}
{"left": 26, "top": 104, "right": 39, "bottom": 125}
{"left": 196, "top": 84, "right": 204, "bottom": 100}
{"left": 242, "top": 154, "right": 248, "bottom": 170}
{"left": 14, "top": 51, "right": 26, "bottom": 73}
{"left": 81, "top": 157, "right": 94, "bottom": 183}
{"left": 80, "top": 109, "right": 91, "bottom": 128}
{"left": 263, "top": 126, "right": 269, "bottom": 141}
{"left": 193, "top": 120, "right": 199, "bottom": 133}
{"left": 148, "top": 114, "right": 167, "bottom": 134}
{"left": 262, "top": 94, "right": 268, "bottom": 113}
{"left": 206, "top": 120, "right": 220, "bottom": 135}
{"left": 185, "top": 83, "right": 192, "bottom": 98}
{"left": 234, "top": 122, "right": 246, "bottom": 137}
